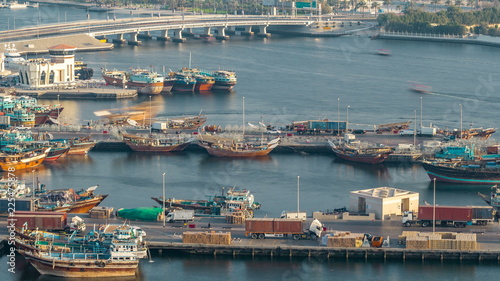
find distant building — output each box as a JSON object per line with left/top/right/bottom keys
{"left": 350, "top": 187, "right": 419, "bottom": 220}
{"left": 17, "top": 44, "right": 76, "bottom": 88}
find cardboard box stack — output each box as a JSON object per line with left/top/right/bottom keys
{"left": 400, "top": 231, "right": 477, "bottom": 250}
{"left": 89, "top": 206, "right": 114, "bottom": 219}
{"left": 327, "top": 231, "right": 365, "bottom": 248}
{"left": 226, "top": 211, "right": 246, "bottom": 224}
{"left": 182, "top": 231, "right": 232, "bottom": 245}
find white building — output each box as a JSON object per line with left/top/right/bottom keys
{"left": 17, "top": 44, "right": 76, "bottom": 88}
{"left": 350, "top": 187, "right": 419, "bottom": 220}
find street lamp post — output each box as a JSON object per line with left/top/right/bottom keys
{"left": 57, "top": 94, "right": 60, "bottom": 132}
{"left": 420, "top": 96, "right": 423, "bottom": 129}
{"left": 297, "top": 176, "right": 300, "bottom": 219}
{"left": 162, "top": 172, "right": 166, "bottom": 227}
{"left": 459, "top": 104, "right": 462, "bottom": 139}
{"left": 32, "top": 170, "right": 35, "bottom": 199}
{"left": 149, "top": 96, "right": 152, "bottom": 133}
{"left": 433, "top": 178, "right": 436, "bottom": 233}
{"left": 413, "top": 110, "right": 417, "bottom": 147}
{"left": 346, "top": 105, "right": 350, "bottom": 133}
{"left": 337, "top": 98, "right": 340, "bottom": 136}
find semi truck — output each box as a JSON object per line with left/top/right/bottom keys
{"left": 13, "top": 211, "right": 86, "bottom": 232}
{"left": 245, "top": 218, "right": 323, "bottom": 240}
{"left": 402, "top": 205, "right": 494, "bottom": 228}
{"left": 166, "top": 209, "right": 195, "bottom": 222}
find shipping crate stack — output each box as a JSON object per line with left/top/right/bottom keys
{"left": 182, "top": 231, "right": 232, "bottom": 245}
{"left": 327, "top": 232, "right": 365, "bottom": 248}
{"left": 400, "top": 232, "right": 477, "bottom": 250}
{"left": 89, "top": 206, "right": 114, "bottom": 219}
{"left": 398, "top": 231, "right": 420, "bottom": 245}
{"left": 226, "top": 211, "right": 246, "bottom": 224}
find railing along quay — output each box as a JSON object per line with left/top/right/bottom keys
{"left": 147, "top": 241, "right": 500, "bottom": 261}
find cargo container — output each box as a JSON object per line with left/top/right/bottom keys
{"left": 0, "top": 198, "right": 36, "bottom": 214}
{"left": 402, "top": 205, "right": 494, "bottom": 228}
{"left": 151, "top": 122, "right": 168, "bottom": 132}
{"left": 14, "top": 211, "right": 68, "bottom": 230}
{"left": 245, "top": 218, "right": 322, "bottom": 240}
{"left": 280, "top": 211, "right": 306, "bottom": 220}
{"left": 12, "top": 211, "right": 86, "bottom": 232}
{"left": 166, "top": 209, "right": 195, "bottom": 222}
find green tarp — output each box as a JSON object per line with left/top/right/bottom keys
{"left": 117, "top": 207, "right": 163, "bottom": 221}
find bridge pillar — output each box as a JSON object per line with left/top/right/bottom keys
{"left": 216, "top": 26, "right": 229, "bottom": 40}
{"left": 183, "top": 28, "right": 195, "bottom": 37}
{"left": 203, "top": 27, "right": 212, "bottom": 37}
{"left": 137, "top": 31, "right": 153, "bottom": 40}
{"left": 225, "top": 26, "right": 236, "bottom": 35}
{"left": 257, "top": 25, "right": 271, "bottom": 38}
{"left": 112, "top": 33, "right": 126, "bottom": 44}
{"left": 128, "top": 32, "right": 142, "bottom": 45}
{"left": 241, "top": 26, "right": 254, "bottom": 36}
{"left": 172, "top": 29, "right": 186, "bottom": 43}
{"left": 157, "top": 30, "right": 170, "bottom": 41}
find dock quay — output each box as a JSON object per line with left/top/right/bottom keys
{"left": 15, "top": 88, "right": 138, "bottom": 99}
{"left": 146, "top": 242, "right": 500, "bottom": 262}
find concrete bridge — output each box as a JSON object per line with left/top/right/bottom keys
{"left": 0, "top": 15, "right": 318, "bottom": 45}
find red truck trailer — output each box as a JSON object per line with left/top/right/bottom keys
{"left": 402, "top": 205, "right": 494, "bottom": 228}
{"left": 13, "top": 211, "right": 86, "bottom": 232}
{"left": 245, "top": 218, "right": 323, "bottom": 240}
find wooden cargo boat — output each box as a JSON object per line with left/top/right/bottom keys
{"left": 0, "top": 146, "right": 50, "bottom": 171}
{"left": 122, "top": 133, "right": 194, "bottom": 152}
{"left": 197, "top": 135, "right": 280, "bottom": 157}
{"left": 328, "top": 140, "right": 392, "bottom": 164}
{"left": 36, "top": 185, "right": 108, "bottom": 213}
{"left": 422, "top": 160, "right": 500, "bottom": 184}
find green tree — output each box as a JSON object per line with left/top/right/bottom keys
{"left": 455, "top": 0, "right": 463, "bottom": 6}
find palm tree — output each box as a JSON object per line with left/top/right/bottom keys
{"left": 445, "top": 0, "right": 453, "bottom": 6}
{"left": 383, "top": 0, "right": 392, "bottom": 12}
{"left": 455, "top": 0, "right": 463, "bottom": 6}
{"left": 356, "top": 1, "right": 368, "bottom": 17}
{"left": 371, "top": 2, "right": 380, "bottom": 15}
{"left": 396, "top": 4, "right": 401, "bottom": 12}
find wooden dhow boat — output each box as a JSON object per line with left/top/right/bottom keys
{"left": 197, "top": 135, "right": 281, "bottom": 157}
{"left": 122, "top": 133, "right": 194, "bottom": 152}
{"left": 328, "top": 140, "right": 393, "bottom": 164}
{"left": 0, "top": 146, "right": 50, "bottom": 171}
{"left": 35, "top": 185, "right": 108, "bottom": 213}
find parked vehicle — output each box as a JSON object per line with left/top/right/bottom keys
{"left": 280, "top": 211, "right": 307, "bottom": 220}
{"left": 402, "top": 205, "right": 494, "bottom": 228}
{"left": 245, "top": 218, "right": 323, "bottom": 240}
{"left": 166, "top": 209, "right": 195, "bottom": 222}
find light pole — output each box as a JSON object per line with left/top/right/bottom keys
{"left": 297, "top": 176, "right": 300, "bottom": 219}
{"left": 433, "top": 178, "right": 436, "bottom": 233}
{"left": 459, "top": 104, "right": 462, "bottom": 139}
{"left": 149, "top": 96, "right": 152, "bottom": 133}
{"left": 337, "top": 98, "right": 340, "bottom": 136}
{"left": 162, "top": 172, "right": 166, "bottom": 227}
{"left": 346, "top": 105, "right": 350, "bottom": 133}
{"left": 413, "top": 110, "right": 416, "bottom": 147}
{"left": 242, "top": 96, "right": 245, "bottom": 136}
{"left": 57, "top": 94, "right": 60, "bottom": 132}
{"left": 32, "top": 170, "right": 35, "bottom": 199}
{"left": 420, "top": 96, "right": 423, "bottom": 129}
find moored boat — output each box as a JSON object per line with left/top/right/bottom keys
{"left": 421, "top": 160, "right": 500, "bottom": 185}
{"left": 122, "top": 133, "right": 194, "bottom": 152}
{"left": 102, "top": 68, "right": 164, "bottom": 95}
{"left": 193, "top": 74, "right": 215, "bottom": 91}
{"left": 197, "top": 134, "right": 280, "bottom": 157}
{"left": 328, "top": 140, "right": 393, "bottom": 164}
{"left": 211, "top": 70, "right": 237, "bottom": 90}
{"left": 35, "top": 185, "right": 108, "bottom": 213}
{"left": 409, "top": 83, "right": 432, "bottom": 94}
{"left": 0, "top": 146, "right": 50, "bottom": 171}
{"left": 43, "top": 145, "right": 70, "bottom": 162}
{"left": 171, "top": 72, "right": 196, "bottom": 92}
{"left": 51, "top": 137, "right": 97, "bottom": 155}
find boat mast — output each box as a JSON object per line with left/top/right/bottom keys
{"left": 297, "top": 176, "right": 300, "bottom": 219}
{"left": 242, "top": 96, "right": 245, "bottom": 136}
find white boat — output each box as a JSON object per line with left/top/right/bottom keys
{"left": 7, "top": 1, "right": 28, "bottom": 9}
{"left": 27, "top": 2, "right": 39, "bottom": 8}
{"left": 3, "top": 43, "right": 26, "bottom": 70}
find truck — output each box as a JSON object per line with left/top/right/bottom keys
{"left": 13, "top": 211, "right": 86, "bottom": 232}
{"left": 166, "top": 209, "right": 195, "bottom": 222}
{"left": 402, "top": 205, "right": 494, "bottom": 228}
{"left": 418, "top": 127, "right": 437, "bottom": 136}
{"left": 151, "top": 122, "right": 168, "bottom": 133}
{"left": 245, "top": 218, "right": 323, "bottom": 240}
{"left": 280, "top": 211, "right": 307, "bottom": 220}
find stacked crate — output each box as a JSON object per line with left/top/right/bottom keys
{"left": 400, "top": 232, "right": 477, "bottom": 250}
{"left": 89, "top": 207, "right": 114, "bottom": 219}
{"left": 182, "top": 231, "right": 232, "bottom": 245}
{"left": 327, "top": 232, "right": 364, "bottom": 248}
{"left": 398, "top": 231, "right": 420, "bottom": 245}
{"left": 453, "top": 233, "right": 477, "bottom": 250}
{"left": 226, "top": 211, "right": 246, "bottom": 224}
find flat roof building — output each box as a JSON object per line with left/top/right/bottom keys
{"left": 350, "top": 187, "right": 419, "bottom": 220}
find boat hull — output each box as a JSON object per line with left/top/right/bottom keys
{"left": 422, "top": 162, "right": 500, "bottom": 184}
{"left": 172, "top": 81, "right": 196, "bottom": 92}
{"left": 211, "top": 82, "right": 236, "bottom": 91}
{"left": 68, "top": 142, "right": 97, "bottom": 155}
{"left": 103, "top": 73, "right": 163, "bottom": 95}
{"left": 199, "top": 144, "right": 276, "bottom": 157}
{"left": 0, "top": 155, "right": 46, "bottom": 171}
{"left": 19, "top": 250, "right": 139, "bottom": 278}
{"left": 47, "top": 195, "right": 108, "bottom": 213}
{"left": 44, "top": 147, "right": 70, "bottom": 162}
{"left": 331, "top": 148, "right": 389, "bottom": 164}
{"left": 195, "top": 82, "right": 214, "bottom": 91}
{"left": 125, "top": 141, "right": 191, "bottom": 152}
